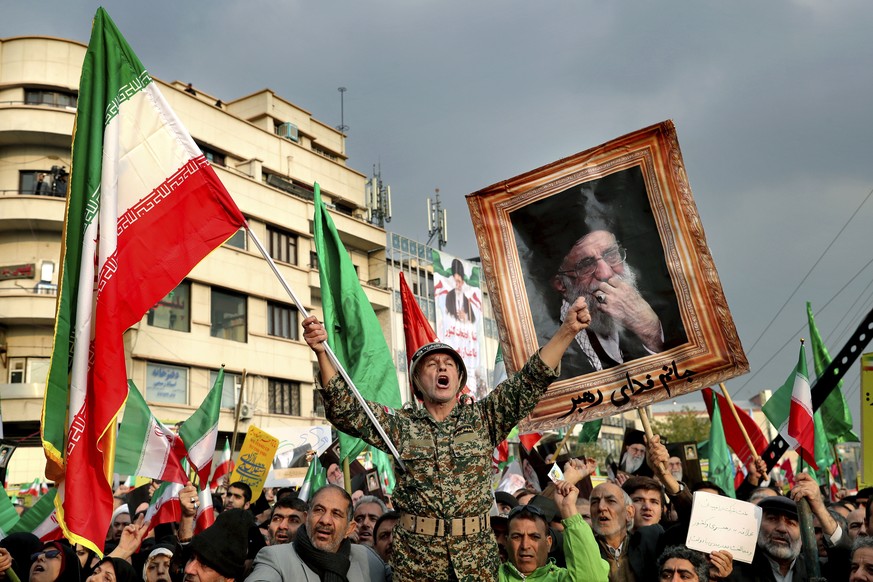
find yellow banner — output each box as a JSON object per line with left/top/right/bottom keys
{"left": 229, "top": 425, "right": 279, "bottom": 502}
{"left": 861, "top": 353, "right": 873, "bottom": 488}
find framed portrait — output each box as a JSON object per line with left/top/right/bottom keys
{"left": 0, "top": 443, "right": 15, "bottom": 468}
{"left": 467, "top": 121, "right": 747, "bottom": 432}
{"left": 365, "top": 469, "right": 381, "bottom": 495}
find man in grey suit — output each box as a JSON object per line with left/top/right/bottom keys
{"left": 247, "top": 484, "right": 389, "bottom": 582}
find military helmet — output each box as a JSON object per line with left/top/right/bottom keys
{"left": 409, "top": 342, "right": 467, "bottom": 397}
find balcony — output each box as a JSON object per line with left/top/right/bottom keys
{"left": 0, "top": 103, "right": 74, "bottom": 148}
{"left": 0, "top": 288, "right": 57, "bottom": 324}
{"left": 0, "top": 193, "right": 65, "bottom": 232}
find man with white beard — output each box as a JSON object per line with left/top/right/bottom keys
{"left": 550, "top": 230, "right": 666, "bottom": 378}
{"left": 667, "top": 456, "right": 683, "bottom": 482}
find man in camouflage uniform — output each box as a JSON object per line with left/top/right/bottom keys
{"left": 302, "top": 297, "right": 591, "bottom": 581}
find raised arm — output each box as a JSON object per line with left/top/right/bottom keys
{"left": 539, "top": 297, "right": 590, "bottom": 369}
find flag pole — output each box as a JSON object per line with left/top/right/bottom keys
{"left": 245, "top": 227, "right": 406, "bottom": 473}
{"left": 230, "top": 368, "right": 245, "bottom": 461}
{"left": 637, "top": 407, "right": 667, "bottom": 474}
{"left": 718, "top": 382, "right": 759, "bottom": 463}
{"left": 548, "top": 423, "right": 576, "bottom": 463}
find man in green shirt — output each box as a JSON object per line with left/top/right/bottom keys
{"left": 501, "top": 479, "right": 609, "bottom": 581}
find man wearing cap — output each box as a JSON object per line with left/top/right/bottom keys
{"left": 500, "top": 480, "right": 608, "bottom": 581}
{"left": 247, "top": 484, "right": 388, "bottom": 582}
{"left": 186, "top": 508, "right": 253, "bottom": 582}
{"left": 302, "top": 296, "right": 591, "bottom": 581}
{"left": 445, "top": 258, "right": 475, "bottom": 324}
{"left": 732, "top": 475, "right": 850, "bottom": 582}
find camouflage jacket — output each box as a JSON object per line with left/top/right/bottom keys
{"left": 320, "top": 351, "right": 558, "bottom": 582}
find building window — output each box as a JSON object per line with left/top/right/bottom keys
{"left": 146, "top": 362, "right": 188, "bottom": 404}
{"left": 7, "top": 357, "right": 50, "bottom": 384}
{"left": 25, "top": 89, "right": 77, "bottom": 108}
{"left": 268, "top": 379, "right": 300, "bottom": 416}
{"left": 224, "top": 228, "right": 246, "bottom": 250}
{"left": 148, "top": 282, "right": 191, "bottom": 332}
{"left": 19, "top": 170, "right": 66, "bottom": 197}
{"left": 197, "top": 142, "right": 226, "bottom": 167}
{"left": 209, "top": 370, "right": 241, "bottom": 409}
{"left": 267, "top": 302, "right": 299, "bottom": 340}
{"left": 312, "top": 389, "right": 325, "bottom": 417}
{"left": 211, "top": 288, "right": 247, "bottom": 342}
{"left": 268, "top": 226, "right": 297, "bottom": 265}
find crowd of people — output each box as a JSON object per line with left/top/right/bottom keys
{"left": 1, "top": 289, "right": 870, "bottom": 581}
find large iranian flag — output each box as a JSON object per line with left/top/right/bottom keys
{"left": 42, "top": 8, "right": 246, "bottom": 554}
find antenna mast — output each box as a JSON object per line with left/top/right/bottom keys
{"left": 426, "top": 188, "right": 448, "bottom": 250}
{"left": 366, "top": 164, "right": 392, "bottom": 227}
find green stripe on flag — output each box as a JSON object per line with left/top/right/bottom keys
{"left": 0, "top": 485, "right": 20, "bottom": 536}
{"left": 10, "top": 489, "right": 57, "bottom": 534}
{"left": 114, "top": 381, "right": 153, "bottom": 476}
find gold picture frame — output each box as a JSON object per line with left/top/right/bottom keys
{"left": 467, "top": 121, "right": 748, "bottom": 432}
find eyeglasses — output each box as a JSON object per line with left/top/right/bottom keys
{"left": 31, "top": 549, "right": 62, "bottom": 562}
{"left": 558, "top": 245, "right": 627, "bottom": 279}
{"left": 507, "top": 503, "right": 546, "bottom": 521}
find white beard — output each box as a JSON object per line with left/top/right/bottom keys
{"left": 562, "top": 263, "right": 640, "bottom": 338}
{"left": 622, "top": 452, "right": 645, "bottom": 474}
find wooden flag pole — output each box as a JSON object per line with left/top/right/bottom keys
{"left": 718, "top": 382, "right": 759, "bottom": 462}
{"left": 637, "top": 407, "right": 667, "bottom": 474}
{"left": 548, "top": 424, "right": 576, "bottom": 463}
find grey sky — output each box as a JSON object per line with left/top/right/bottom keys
{"left": 5, "top": 1, "right": 873, "bottom": 438}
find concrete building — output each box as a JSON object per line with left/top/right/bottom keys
{"left": 0, "top": 35, "right": 391, "bottom": 484}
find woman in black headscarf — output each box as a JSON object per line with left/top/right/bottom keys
{"left": 27, "top": 541, "right": 79, "bottom": 582}
{"left": 84, "top": 558, "right": 137, "bottom": 582}
{"left": 0, "top": 532, "right": 41, "bottom": 582}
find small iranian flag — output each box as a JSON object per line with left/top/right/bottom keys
{"left": 195, "top": 487, "right": 215, "bottom": 533}
{"left": 298, "top": 456, "right": 326, "bottom": 503}
{"left": 144, "top": 482, "right": 183, "bottom": 532}
{"left": 210, "top": 438, "right": 234, "bottom": 491}
{"left": 763, "top": 344, "right": 818, "bottom": 470}
{"left": 115, "top": 381, "right": 189, "bottom": 484}
{"left": 23, "top": 479, "right": 41, "bottom": 497}
{"left": 179, "top": 368, "right": 224, "bottom": 486}
{"left": 10, "top": 489, "right": 62, "bottom": 541}
{"left": 41, "top": 8, "right": 246, "bottom": 552}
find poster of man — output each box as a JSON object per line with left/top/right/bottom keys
{"left": 467, "top": 121, "right": 747, "bottom": 431}
{"left": 511, "top": 164, "right": 687, "bottom": 379}
{"left": 432, "top": 250, "right": 487, "bottom": 398}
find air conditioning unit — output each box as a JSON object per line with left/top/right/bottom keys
{"left": 278, "top": 122, "right": 299, "bottom": 142}
{"left": 238, "top": 402, "right": 254, "bottom": 420}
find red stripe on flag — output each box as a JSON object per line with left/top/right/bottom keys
{"left": 61, "top": 162, "right": 244, "bottom": 550}
{"left": 701, "top": 388, "right": 768, "bottom": 463}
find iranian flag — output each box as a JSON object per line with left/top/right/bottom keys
{"left": 179, "top": 368, "right": 224, "bottom": 486}
{"left": 144, "top": 481, "right": 183, "bottom": 532}
{"left": 10, "top": 489, "right": 62, "bottom": 541}
{"left": 41, "top": 8, "right": 246, "bottom": 553}
{"left": 195, "top": 486, "right": 215, "bottom": 533}
{"left": 762, "top": 344, "right": 818, "bottom": 470}
{"left": 114, "top": 381, "right": 189, "bottom": 484}
{"left": 210, "top": 437, "right": 234, "bottom": 491}
{"left": 23, "top": 479, "right": 41, "bottom": 497}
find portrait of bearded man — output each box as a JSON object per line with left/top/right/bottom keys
{"left": 511, "top": 165, "right": 688, "bottom": 382}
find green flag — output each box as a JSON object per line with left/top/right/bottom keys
{"left": 313, "top": 183, "right": 402, "bottom": 460}
{"left": 0, "top": 485, "right": 20, "bottom": 536}
{"left": 807, "top": 302, "right": 858, "bottom": 443}
{"left": 369, "top": 448, "right": 396, "bottom": 495}
{"left": 577, "top": 420, "right": 602, "bottom": 444}
{"left": 708, "top": 393, "right": 736, "bottom": 498}
{"left": 298, "top": 456, "right": 327, "bottom": 502}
